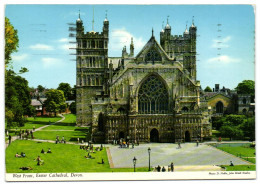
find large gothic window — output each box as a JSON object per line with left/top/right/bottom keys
{"left": 145, "top": 48, "right": 162, "bottom": 63}
{"left": 138, "top": 75, "right": 168, "bottom": 114}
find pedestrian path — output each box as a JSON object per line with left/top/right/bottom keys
{"left": 5, "top": 114, "right": 64, "bottom": 149}
{"left": 152, "top": 165, "right": 224, "bottom": 172}
{"left": 108, "top": 143, "right": 252, "bottom": 169}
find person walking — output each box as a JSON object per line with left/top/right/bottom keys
{"left": 8, "top": 135, "right": 12, "bottom": 145}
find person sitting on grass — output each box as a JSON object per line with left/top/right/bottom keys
{"left": 47, "top": 148, "right": 52, "bottom": 153}
{"left": 230, "top": 161, "right": 234, "bottom": 166}
{"left": 20, "top": 166, "right": 33, "bottom": 170}
{"left": 102, "top": 158, "right": 104, "bottom": 164}
{"left": 21, "top": 152, "right": 26, "bottom": 157}
{"left": 15, "top": 153, "right": 21, "bottom": 158}
{"left": 41, "top": 149, "right": 45, "bottom": 154}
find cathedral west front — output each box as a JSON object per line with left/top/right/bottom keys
{"left": 75, "top": 13, "right": 212, "bottom": 143}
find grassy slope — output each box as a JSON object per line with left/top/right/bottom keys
{"left": 33, "top": 114, "right": 88, "bottom": 142}
{"left": 6, "top": 140, "right": 148, "bottom": 173}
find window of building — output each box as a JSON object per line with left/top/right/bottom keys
{"left": 145, "top": 48, "right": 162, "bottom": 63}
{"left": 138, "top": 75, "right": 168, "bottom": 114}
{"left": 216, "top": 101, "right": 224, "bottom": 113}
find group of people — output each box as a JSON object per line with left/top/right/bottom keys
{"left": 18, "top": 129, "right": 34, "bottom": 140}
{"left": 55, "top": 136, "right": 66, "bottom": 144}
{"left": 15, "top": 152, "right": 26, "bottom": 158}
{"left": 156, "top": 162, "right": 175, "bottom": 172}
{"left": 41, "top": 148, "right": 52, "bottom": 154}
{"left": 119, "top": 139, "right": 139, "bottom": 149}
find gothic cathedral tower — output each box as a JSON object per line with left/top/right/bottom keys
{"left": 76, "top": 13, "right": 109, "bottom": 126}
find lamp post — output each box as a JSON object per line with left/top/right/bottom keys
{"left": 148, "top": 147, "right": 151, "bottom": 171}
{"left": 133, "top": 156, "right": 137, "bottom": 172}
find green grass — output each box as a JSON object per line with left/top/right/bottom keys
{"left": 8, "top": 116, "right": 62, "bottom": 131}
{"left": 6, "top": 140, "right": 149, "bottom": 173}
{"left": 43, "top": 114, "right": 77, "bottom": 130}
{"left": 214, "top": 143, "right": 256, "bottom": 164}
{"left": 221, "top": 165, "right": 256, "bottom": 171}
{"left": 33, "top": 131, "right": 87, "bottom": 142}
{"left": 34, "top": 114, "right": 89, "bottom": 142}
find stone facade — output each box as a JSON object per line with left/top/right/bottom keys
{"left": 75, "top": 15, "right": 211, "bottom": 143}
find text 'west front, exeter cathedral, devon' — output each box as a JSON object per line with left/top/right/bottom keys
{"left": 75, "top": 13, "right": 212, "bottom": 143}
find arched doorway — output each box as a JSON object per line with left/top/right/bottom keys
{"left": 150, "top": 128, "right": 159, "bottom": 142}
{"left": 185, "top": 131, "right": 191, "bottom": 142}
{"left": 98, "top": 113, "right": 104, "bottom": 131}
{"left": 119, "top": 132, "right": 124, "bottom": 139}
{"left": 182, "top": 106, "right": 189, "bottom": 112}
{"left": 216, "top": 101, "right": 224, "bottom": 113}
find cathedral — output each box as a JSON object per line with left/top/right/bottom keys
{"left": 75, "top": 14, "right": 212, "bottom": 143}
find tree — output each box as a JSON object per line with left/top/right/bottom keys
{"left": 5, "top": 17, "right": 19, "bottom": 68}
{"left": 220, "top": 125, "right": 243, "bottom": 141}
{"left": 37, "top": 85, "right": 45, "bottom": 93}
{"left": 57, "top": 83, "right": 72, "bottom": 101}
{"left": 5, "top": 70, "right": 31, "bottom": 127}
{"left": 241, "top": 117, "right": 255, "bottom": 141}
{"left": 235, "top": 80, "right": 255, "bottom": 102}
{"left": 44, "top": 89, "right": 66, "bottom": 116}
{"left": 204, "top": 86, "right": 213, "bottom": 92}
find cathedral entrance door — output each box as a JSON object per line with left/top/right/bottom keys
{"left": 185, "top": 131, "right": 191, "bottom": 142}
{"left": 150, "top": 128, "right": 159, "bottom": 142}
{"left": 119, "top": 132, "right": 124, "bottom": 140}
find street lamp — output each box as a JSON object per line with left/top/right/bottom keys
{"left": 148, "top": 147, "right": 151, "bottom": 171}
{"left": 133, "top": 156, "right": 137, "bottom": 172}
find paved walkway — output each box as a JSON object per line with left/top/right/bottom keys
{"left": 5, "top": 114, "right": 65, "bottom": 149}
{"left": 107, "top": 143, "right": 253, "bottom": 170}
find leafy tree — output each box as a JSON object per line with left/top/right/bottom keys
{"left": 204, "top": 86, "right": 213, "bottom": 92}
{"left": 220, "top": 125, "right": 243, "bottom": 141}
{"left": 37, "top": 85, "right": 45, "bottom": 93}
{"left": 5, "top": 70, "right": 31, "bottom": 127}
{"left": 44, "top": 89, "right": 66, "bottom": 116}
{"left": 241, "top": 117, "right": 255, "bottom": 141}
{"left": 57, "top": 83, "right": 72, "bottom": 101}
{"left": 235, "top": 80, "right": 255, "bottom": 102}
{"left": 69, "top": 102, "right": 76, "bottom": 114}
{"left": 5, "top": 17, "right": 19, "bottom": 68}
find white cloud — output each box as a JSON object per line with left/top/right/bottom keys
{"left": 29, "top": 44, "right": 54, "bottom": 50}
{"left": 110, "top": 28, "right": 146, "bottom": 55}
{"left": 58, "top": 38, "right": 69, "bottom": 43}
{"left": 207, "top": 55, "right": 240, "bottom": 64}
{"left": 59, "top": 43, "right": 76, "bottom": 51}
{"left": 11, "top": 54, "right": 29, "bottom": 61}
{"left": 41, "top": 57, "right": 61, "bottom": 68}
{"left": 211, "top": 36, "right": 231, "bottom": 48}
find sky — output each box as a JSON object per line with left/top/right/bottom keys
{"left": 5, "top": 4, "right": 255, "bottom": 90}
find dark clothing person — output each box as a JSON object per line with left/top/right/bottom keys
{"left": 171, "top": 162, "right": 174, "bottom": 172}
{"left": 47, "top": 148, "right": 52, "bottom": 153}
{"left": 8, "top": 135, "right": 12, "bottom": 145}
{"left": 157, "top": 165, "right": 161, "bottom": 172}
{"left": 41, "top": 149, "right": 45, "bottom": 154}
{"left": 102, "top": 159, "right": 104, "bottom": 164}
{"left": 230, "top": 161, "right": 234, "bottom": 166}
{"left": 162, "top": 166, "right": 166, "bottom": 172}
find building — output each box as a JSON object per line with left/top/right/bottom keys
{"left": 75, "top": 14, "right": 211, "bottom": 143}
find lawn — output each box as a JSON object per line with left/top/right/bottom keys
{"left": 221, "top": 165, "right": 256, "bottom": 171}
{"left": 34, "top": 114, "right": 90, "bottom": 142}
{"left": 6, "top": 140, "right": 149, "bottom": 173}
{"left": 213, "top": 143, "right": 256, "bottom": 164}
{"left": 43, "top": 114, "right": 77, "bottom": 130}
{"left": 7, "top": 116, "right": 62, "bottom": 131}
